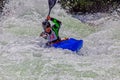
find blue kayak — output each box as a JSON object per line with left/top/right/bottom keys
{"left": 52, "top": 38, "right": 83, "bottom": 52}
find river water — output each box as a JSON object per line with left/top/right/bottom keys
{"left": 0, "top": 0, "right": 120, "bottom": 80}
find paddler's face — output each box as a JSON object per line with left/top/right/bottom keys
{"left": 45, "top": 27, "right": 51, "bottom": 33}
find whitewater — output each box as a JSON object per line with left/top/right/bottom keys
{"left": 0, "top": 0, "right": 120, "bottom": 80}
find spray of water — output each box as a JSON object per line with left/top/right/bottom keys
{"left": 0, "top": 0, "right": 120, "bottom": 80}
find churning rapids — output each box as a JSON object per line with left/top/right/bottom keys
{"left": 0, "top": 0, "right": 120, "bottom": 80}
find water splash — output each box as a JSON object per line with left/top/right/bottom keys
{"left": 0, "top": 0, "right": 120, "bottom": 80}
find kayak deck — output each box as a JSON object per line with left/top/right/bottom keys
{"left": 52, "top": 38, "right": 83, "bottom": 52}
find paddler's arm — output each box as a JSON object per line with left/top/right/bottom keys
{"left": 40, "top": 32, "right": 47, "bottom": 39}
{"left": 47, "top": 16, "right": 62, "bottom": 28}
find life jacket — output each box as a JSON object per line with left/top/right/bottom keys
{"left": 46, "top": 29, "right": 58, "bottom": 42}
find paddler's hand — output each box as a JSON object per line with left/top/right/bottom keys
{"left": 40, "top": 32, "right": 44, "bottom": 37}
{"left": 40, "top": 32, "right": 47, "bottom": 39}
{"left": 47, "top": 16, "right": 51, "bottom": 20}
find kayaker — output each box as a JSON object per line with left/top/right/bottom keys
{"left": 40, "top": 16, "right": 62, "bottom": 46}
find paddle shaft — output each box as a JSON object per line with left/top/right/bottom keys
{"left": 48, "top": 0, "right": 57, "bottom": 16}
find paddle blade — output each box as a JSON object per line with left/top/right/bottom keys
{"left": 48, "top": 0, "right": 57, "bottom": 9}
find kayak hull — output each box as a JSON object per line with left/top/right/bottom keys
{"left": 52, "top": 38, "right": 83, "bottom": 52}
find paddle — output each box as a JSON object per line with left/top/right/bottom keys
{"left": 48, "top": 0, "right": 57, "bottom": 16}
